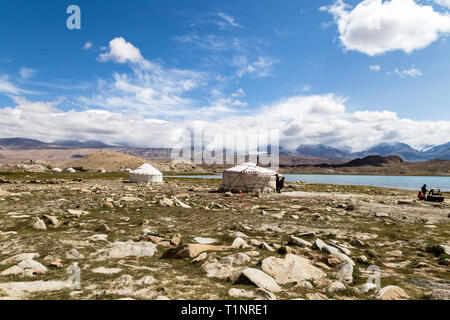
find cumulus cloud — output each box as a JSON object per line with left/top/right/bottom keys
{"left": 434, "top": 0, "right": 450, "bottom": 9}
{"left": 1, "top": 93, "right": 449, "bottom": 151}
{"left": 99, "top": 37, "right": 151, "bottom": 69}
{"left": 86, "top": 37, "right": 207, "bottom": 116}
{"left": 322, "top": 0, "right": 450, "bottom": 56}
{"left": 369, "top": 65, "right": 380, "bottom": 72}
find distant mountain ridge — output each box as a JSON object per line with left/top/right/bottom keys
{"left": 0, "top": 138, "right": 117, "bottom": 150}
{"left": 0, "top": 138, "right": 449, "bottom": 161}
{"left": 292, "top": 141, "right": 450, "bottom": 161}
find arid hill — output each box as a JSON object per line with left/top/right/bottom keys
{"left": 65, "top": 152, "right": 148, "bottom": 172}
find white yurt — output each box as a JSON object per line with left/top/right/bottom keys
{"left": 65, "top": 168, "right": 76, "bottom": 173}
{"left": 220, "top": 162, "right": 277, "bottom": 193}
{"left": 52, "top": 168, "right": 62, "bottom": 173}
{"left": 129, "top": 163, "right": 163, "bottom": 183}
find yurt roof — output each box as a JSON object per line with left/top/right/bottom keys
{"left": 131, "top": 163, "right": 162, "bottom": 176}
{"left": 224, "top": 162, "right": 277, "bottom": 176}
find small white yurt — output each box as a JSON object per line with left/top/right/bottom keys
{"left": 129, "top": 163, "right": 163, "bottom": 183}
{"left": 65, "top": 168, "right": 76, "bottom": 173}
{"left": 52, "top": 168, "right": 62, "bottom": 173}
{"left": 220, "top": 162, "right": 277, "bottom": 193}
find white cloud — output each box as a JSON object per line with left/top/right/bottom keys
{"left": 99, "top": 37, "right": 151, "bottom": 69}
{"left": 0, "top": 75, "right": 33, "bottom": 95}
{"left": 388, "top": 66, "right": 423, "bottom": 77}
{"left": 87, "top": 37, "right": 207, "bottom": 116}
{"left": 83, "top": 41, "right": 93, "bottom": 50}
{"left": 231, "top": 88, "right": 246, "bottom": 98}
{"left": 369, "top": 65, "right": 380, "bottom": 72}
{"left": 434, "top": 0, "right": 450, "bottom": 9}
{"left": 352, "top": 110, "right": 398, "bottom": 122}
{"left": 1, "top": 94, "right": 449, "bottom": 151}
{"left": 217, "top": 12, "right": 241, "bottom": 28}
{"left": 234, "top": 56, "right": 279, "bottom": 78}
{"left": 19, "top": 67, "right": 36, "bottom": 79}
{"left": 322, "top": 0, "right": 450, "bottom": 56}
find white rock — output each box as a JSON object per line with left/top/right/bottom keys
{"left": 17, "top": 260, "right": 47, "bottom": 273}
{"left": 92, "top": 267, "right": 122, "bottom": 274}
{"left": 0, "top": 266, "right": 24, "bottom": 276}
{"left": 228, "top": 288, "right": 255, "bottom": 298}
{"left": 261, "top": 254, "right": 326, "bottom": 285}
{"left": 221, "top": 253, "right": 251, "bottom": 265}
{"left": 360, "top": 283, "right": 378, "bottom": 293}
{"left": 376, "top": 285, "right": 409, "bottom": 300}
{"left": 335, "top": 262, "right": 353, "bottom": 284}
{"left": 104, "top": 242, "right": 157, "bottom": 259}
{"left": 236, "top": 268, "right": 282, "bottom": 293}
{"left": 1, "top": 253, "right": 40, "bottom": 265}
{"left": 31, "top": 217, "right": 46, "bottom": 230}
{"left": 289, "top": 236, "right": 312, "bottom": 247}
{"left": 193, "top": 237, "right": 218, "bottom": 245}
{"left": 232, "top": 237, "right": 248, "bottom": 249}
{"left": 328, "top": 281, "right": 346, "bottom": 293}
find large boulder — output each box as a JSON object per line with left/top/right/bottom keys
{"left": 261, "top": 254, "right": 326, "bottom": 285}
{"left": 376, "top": 286, "right": 409, "bottom": 300}
{"left": 161, "top": 244, "right": 230, "bottom": 259}
{"left": 104, "top": 242, "right": 157, "bottom": 259}
{"left": 235, "top": 268, "right": 282, "bottom": 293}
{"left": 335, "top": 262, "right": 354, "bottom": 283}
{"left": 1, "top": 253, "right": 40, "bottom": 265}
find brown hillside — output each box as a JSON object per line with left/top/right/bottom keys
{"left": 65, "top": 152, "right": 149, "bottom": 172}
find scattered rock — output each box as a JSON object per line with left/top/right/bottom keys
{"left": 138, "top": 275, "right": 157, "bottom": 286}
{"left": 357, "top": 255, "right": 368, "bottom": 264}
{"left": 192, "top": 252, "right": 208, "bottom": 263}
{"left": 66, "top": 249, "right": 84, "bottom": 260}
{"left": 96, "top": 223, "right": 111, "bottom": 232}
{"left": 255, "top": 288, "right": 277, "bottom": 300}
{"left": 335, "top": 262, "right": 354, "bottom": 284}
{"left": 1, "top": 253, "right": 40, "bottom": 265}
{"left": 31, "top": 217, "right": 46, "bottom": 230}
{"left": 360, "top": 283, "right": 378, "bottom": 293}
{"left": 259, "top": 242, "right": 275, "bottom": 252}
{"left": 193, "top": 237, "right": 218, "bottom": 245}
{"left": 231, "top": 237, "right": 248, "bottom": 249}
{"left": 159, "top": 197, "right": 174, "bottom": 207}
{"left": 288, "top": 236, "right": 312, "bottom": 247}
{"left": 328, "top": 281, "right": 346, "bottom": 293}
{"left": 306, "top": 292, "right": 328, "bottom": 300}
{"left": 170, "top": 234, "right": 181, "bottom": 245}
{"left": 103, "top": 242, "right": 157, "bottom": 259}
{"left": 429, "top": 289, "right": 450, "bottom": 300}
{"left": 221, "top": 253, "right": 251, "bottom": 265}
{"left": 235, "top": 268, "right": 282, "bottom": 293}
{"left": 43, "top": 215, "right": 60, "bottom": 227}
{"left": 161, "top": 244, "right": 229, "bottom": 259}
{"left": 315, "top": 239, "right": 339, "bottom": 254}
{"left": 92, "top": 267, "right": 122, "bottom": 274}
{"left": 376, "top": 286, "right": 409, "bottom": 300}
{"left": 228, "top": 288, "right": 255, "bottom": 299}
{"left": 261, "top": 254, "right": 326, "bottom": 285}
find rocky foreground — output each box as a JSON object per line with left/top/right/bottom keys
{"left": 0, "top": 173, "right": 448, "bottom": 300}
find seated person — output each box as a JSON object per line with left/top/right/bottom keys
{"left": 418, "top": 191, "right": 425, "bottom": 200}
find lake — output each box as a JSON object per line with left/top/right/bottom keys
{"left": 170, "top": 174, "right": 450, "bottom": 191}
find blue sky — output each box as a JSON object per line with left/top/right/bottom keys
{"left": 0, "top": 0, "right": 449, "bottom": 150}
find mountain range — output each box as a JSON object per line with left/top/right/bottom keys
{"left": 0, "top": 138, "right": 449, "bottom": 161}
{"left": 292, "top": 142, "right": 450, "bottom": 161}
